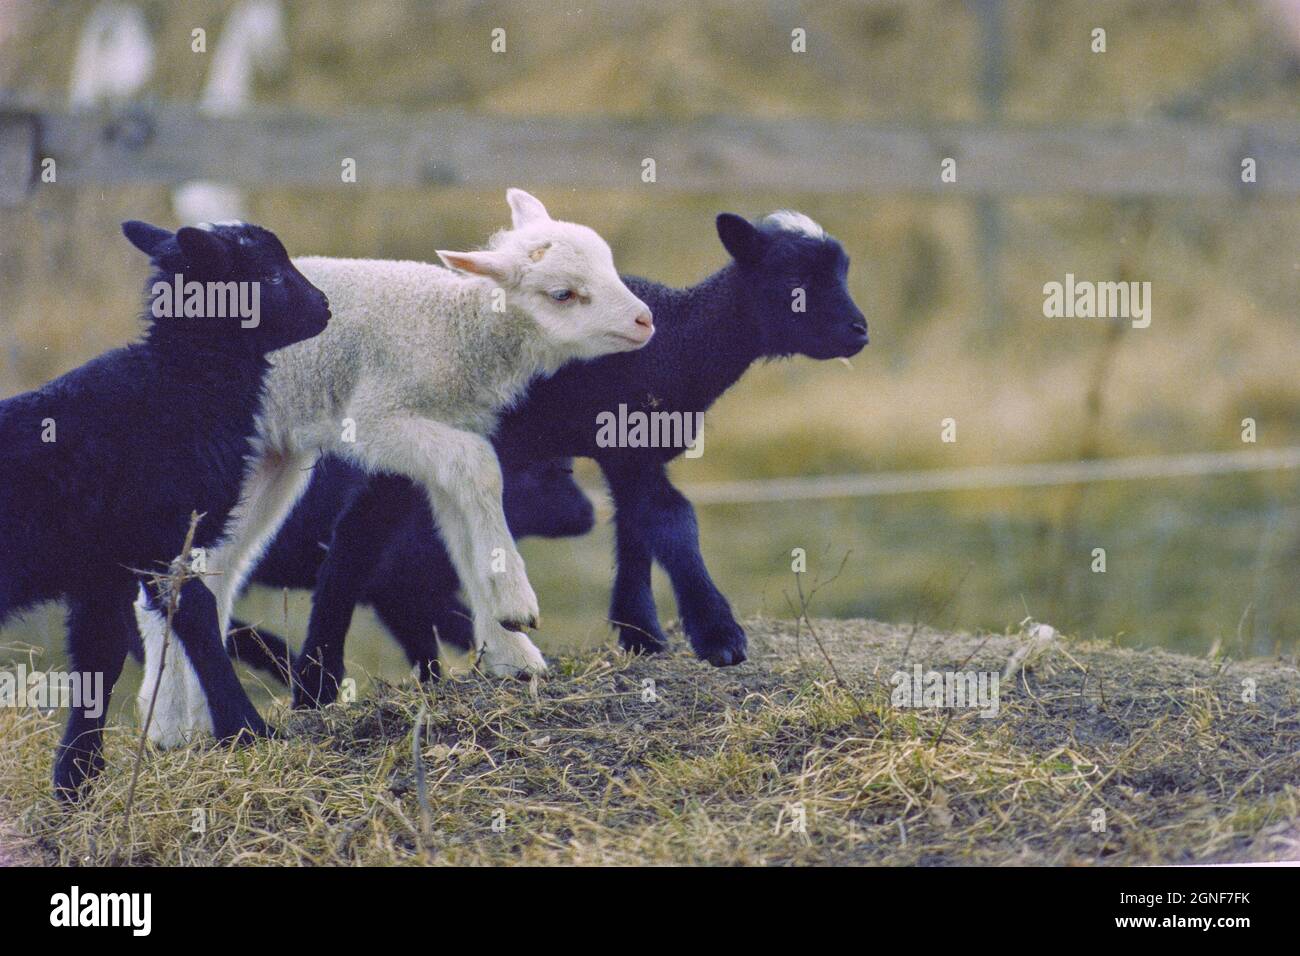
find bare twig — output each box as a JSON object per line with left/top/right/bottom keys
{"left": 123, "top": 511, "right": 205, "bottom": 826}
{"left": 903, "top": 562, "right": 975, "bottom": 660}
{"left": 783, "top": 550, "right": 873, "bottom": 728}
{"left": 412, "top": 702, "right": 433, "bottom": 855}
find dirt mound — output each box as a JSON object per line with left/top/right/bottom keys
{"left": 1, "top": 618, "right": 1297, "bottom": 865}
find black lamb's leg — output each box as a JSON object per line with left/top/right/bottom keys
{"left": 53, "top": 589, "right": 133, "bottom": 801}
{"left": 227, "top": 618, "right": 294, "bottom": 686}
{"left": 603, "top": 463, "right": 671, "bottom": 654}
{"left": 293, "top": 473, "right": 421, "bottom": 708}
{"left": 366, "top": 506, "right": 472, "bottom": 680}
{"left": 640, "top": 464, "right": 747, "bottom": 666}
{"left": 369, "top": 586, "right": 469, "bottom": 682}
{"left": 429, "top": 596, "right": 476, "bottom": 657}
{"left": 167, "top": 577, "right": 271, "bottom": 741}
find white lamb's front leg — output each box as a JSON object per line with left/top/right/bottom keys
{"left": 207, "top": 448, "right": 317, "bottom": 641}
{"left": 427, "top": 476, "right": 539, "bottom": 633}
{"left": 352, "top": 416, "right": 541, "bottom": 647}
{"left": 478, "top": 622, "right": 548, "bottom": 678}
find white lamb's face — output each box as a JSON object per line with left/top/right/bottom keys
{"left": 513, "top": 220, "right": 654, "bottom": 359}
{"left": 437, "top": 189, "right": 654, "bottom": 359}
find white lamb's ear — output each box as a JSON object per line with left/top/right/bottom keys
{"left": 437, "top": 249, "right": 516, "bottom": 284}
{"left": 506, "top": 188, "right": 551, "bottom": 228}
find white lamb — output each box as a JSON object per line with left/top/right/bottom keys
{"left": 138, "top": 190, "right": 653, "bottom": 744}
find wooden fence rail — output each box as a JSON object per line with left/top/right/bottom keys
{"left": 2, "top": 102, "right": 1299, "bottom": 204}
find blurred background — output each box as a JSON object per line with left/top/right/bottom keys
{"left": 1, "top": 0, "right": 1297, "bottom": 703}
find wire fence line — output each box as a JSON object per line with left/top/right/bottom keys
{"left": 661, "top": 447, "right": 1300, "bottom": 506}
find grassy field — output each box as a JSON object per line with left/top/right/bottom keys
{"left": 1, "top": 617, "right": 1297, "bottom": 865}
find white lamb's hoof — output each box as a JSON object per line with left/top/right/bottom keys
{"left": 488, "top": 570, "right": 540, "bottom": 632}
{"left": 133, "top": 587, "right": 215, "bottom": 748}
{"left": 479, "top": 628, "right": 548, "bottom": 679}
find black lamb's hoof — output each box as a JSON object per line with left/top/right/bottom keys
{"left": 617, "top": 624, "right": 670, "bottom": 656}
{"left": 292, "top": 686, "right": 335, "bottom": 710}
{"left": 689, "top": 619, "right": 749, "bottom": 667}
{"left": 291, "top": 657, "right": 341, "bottom": 709}
{"left": 414, "top": 658, "right": 442, "bottom": 683}
{"left": 52, "top": 751, "right": 101, "bottom": 804}
{"left": 702, "top": 644, "right": 748, "bottom": 667}
{"left": 219, "top": 715, "right": 275, "bottom": 746}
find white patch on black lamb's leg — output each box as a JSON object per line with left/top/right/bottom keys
{"left": 134, "top": 587, "right": 187, "bottom": 748}
{"left": 180, "top": 633, "right": 213, "bottom": 738}
{"left": 134, "top": 586, "right": 214, "bottom": 748}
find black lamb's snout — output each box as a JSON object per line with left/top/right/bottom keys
{"left": 308, "top": 291, "right": 332, "bottom": 330}
{"left": 831, "top": 311, "right": 868, "bottom": 358}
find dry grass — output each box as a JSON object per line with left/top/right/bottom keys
{"left": 1, "top": 617, "right": 1297, "bottom": 866}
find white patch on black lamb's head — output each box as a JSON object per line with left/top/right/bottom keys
{"left": 714, "top": 209, "right": 867, "bottom": 361}
{"left": 761, "top": 210, "right": 827, "bottom": 240}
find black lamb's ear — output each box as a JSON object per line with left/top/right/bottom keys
{"left": 175, "top": 226, "right": 233, "bottom": 276}
{"left": 122, "top": 220, "right": 174, "bottom": 256}
{"left": 716, "top": 213, "right": 764, "bottom": 264}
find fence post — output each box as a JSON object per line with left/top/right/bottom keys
{"left": 0, "top": 111, "right": 37, "bottom": 207}
{"left": 973, "top": 0, "right": 1006, "bottom": 336}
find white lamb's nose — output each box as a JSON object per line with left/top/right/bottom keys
{"left": 635, "top": 311, "right": 653, "bottom": 330}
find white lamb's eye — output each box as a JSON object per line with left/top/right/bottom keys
{"left": 549, "top": 289, "right": 575, "bottom": 302}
